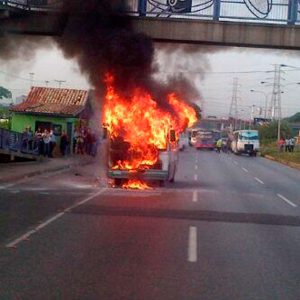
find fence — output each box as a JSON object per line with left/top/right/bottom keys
{"left": 1, "top": 0, "right": 299, "bottom": 25}
{"left": 128, "top": 0, "right": 300, "bottom": 25}
{"left": 0, "top": 128, "right": 39, "bottom": 156}
{"left": 0, "top": 0, "right": 62, "bottom": 11}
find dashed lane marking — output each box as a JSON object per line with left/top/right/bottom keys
{"left": 194, "top": 174, "right": 198, "bottom": 181}
{"left": 188, "top": 226, "right": 197, "bottom": 263}
{"left": 233, "top": 161, "right": 238, "bottom": 165}
{"left": 276, "top": 193, "right": 297, "bottom": 208}
{"left": 195, "top": 165, "right": 198, "bottom": 170}
{"left": 242, "top": 167, "right": 249, "bottom": 173}
{"left": 254, "top": 177, "right": 264, "bottom": 184}
{"left": 6, "top": 188, "right": 107, "bottom": 248}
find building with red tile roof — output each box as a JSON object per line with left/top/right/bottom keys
{"left": 11, "top": 87, "right": 88, "bottom": 117}
{"left": 10, "top": 87, "right": 91, "bottom": 153}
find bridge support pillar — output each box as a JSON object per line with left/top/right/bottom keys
{"left": 213, "top": 0, "right": 221, "bottom": 21}
{"left": 288, "top": 0, "right": 298, "bottom": 25}
{"left": 138, "top": 0, "right": 147, "bottom": 17}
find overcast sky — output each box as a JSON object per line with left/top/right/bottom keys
{"left": 1, "top": 43, "right": 299, "bottom": 119}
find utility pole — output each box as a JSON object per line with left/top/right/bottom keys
{"left": 269, "top": 64, "right": 283, "bottom": 142}
{"left": 29, "top": 72, "right": 35, "bottom": 89}
{"left": 229, "top": 77, "right": 239, "bottom": 131}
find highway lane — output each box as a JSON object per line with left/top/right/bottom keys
{"left": 0, "top": 148, "right": 300, "bottom": 299}
{"left": 225, "top": 153, "right": 300, "bottom": 206}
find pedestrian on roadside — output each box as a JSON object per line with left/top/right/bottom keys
{"left": 35, "top": 128, "right": 43, "bottom": 156}
{"left": 43, "top": 129, "right": 51, "bottom": 157}
{"left": 76, "top": 130, "right": 85, "bottom": 155}
{"left": 73, "top": 126, "right": 79, "bottom": 154}
{"left": 290, "top": 137, "right": 295, "bottom": 152}
{"left": 216, "top": 138, "right": 222, "bottom": 153}
{"left": 60, "top": 130, "right": 68, "bottom": 156}
{"left": 278, "top": 138, "right": 285, "bottom": 152}
{"left": 285, "top": 137, "right": 290, "bottom": 152}
{"left": 49, "top": 130, "right": 56, "bottom": 157}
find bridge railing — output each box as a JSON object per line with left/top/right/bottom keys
{"left": 127, "top": 0, "right": 300, "bottom": 25}
{"left": 0, "top": 0, "right": 62, "bottom": 11}
{"left": 0, "top": 128, "right": 39, "bottom": 156}
{"left": 1, "top": 0, "right": 299, "bottom": 25}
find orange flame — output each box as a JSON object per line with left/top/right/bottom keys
{"left": 122, "top": 179, "right": 152, "bottom": 190}
{"left": 103, "top": 73, "right": 197, "bottom": 171}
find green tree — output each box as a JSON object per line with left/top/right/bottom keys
{"left": 0, "top": 86, "right": 12, "bottom": 100}
{"left": 259, "top": 121, "right": 291, "bottom": 144}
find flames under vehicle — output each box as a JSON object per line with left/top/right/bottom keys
{"left": 107, "top": 130, "right": 178, "bottom": 186}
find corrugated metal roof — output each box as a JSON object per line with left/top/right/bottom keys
{"left": 11, "top": 87, "right": 89, "bottom": 116}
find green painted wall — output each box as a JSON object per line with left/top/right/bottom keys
{"left": 11, "top": 113, "right": 76, "bottom": 133}
{"left": 11, "top": 113, "right": 78, "bottom": 154}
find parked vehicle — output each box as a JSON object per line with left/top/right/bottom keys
{"left": 230, "top": 130, "right": 260, "bottom": 156}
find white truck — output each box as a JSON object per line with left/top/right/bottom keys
{"left": 230, "top": 130, "right": 260, "bottom": 156}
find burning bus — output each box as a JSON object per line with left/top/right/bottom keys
{"left": 103, "top": 74, "right": 197, "bottom": 188}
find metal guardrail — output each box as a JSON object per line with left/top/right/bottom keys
{"left": 128, "top": 0, "right": 300, "bottom": 25}
{"left": 0, "top": 0, "right": 62, "bottom": 11}
{"left": 0, "top": 128, "right": 39, "bottom": 156}
{"left": 1, "top": 0, "right": 299, "bottom": 25}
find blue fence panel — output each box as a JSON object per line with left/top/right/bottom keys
{"left": 0, "top": 128, "right": 39, "bottom": 155}
{"left": 1, "top": 0, "right": 299, "bottom": 25}
{"left": 129, "top": 0, "right": 300, "bottom": 24}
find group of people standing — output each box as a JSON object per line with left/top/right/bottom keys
{"left": 34, "top": 128, "right": 69, "bottom": 157}
{"left": 73, "top": 126, "right": 98, "bottom": 157}
{"left": 22, "top": 125, "right": 99, "bottom": 158}
{"left": 22, "top": 127, "right": 69, "bottom": 157}
{"left": 278, "top": 137, "right": 296, "bottom": 152}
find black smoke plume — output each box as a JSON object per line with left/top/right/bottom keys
{"left": 56, "top": 0, "right": 155, "bottom": 95}
{"left": 56, "top": 0, "right": 200, "bottom": 106}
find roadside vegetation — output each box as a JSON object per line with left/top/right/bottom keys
{"left": 0, "top": 105, "right": 10, "bottom": 130}
{"left": 258, "top": 118, "right": 300, "bottom": 166}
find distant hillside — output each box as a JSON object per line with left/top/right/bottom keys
{"left": 285, "top": 112, "right": 300, "bottom": 123}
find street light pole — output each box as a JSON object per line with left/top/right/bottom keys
{"left": 250, "top": 89, "right": 270, "bottom": 119}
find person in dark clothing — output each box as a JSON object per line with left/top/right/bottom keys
{"left": 35, "top": 128, "right": 43, "bottom": 156}
{"left": 60, "top": 130, "right": 69, "bottom": 156}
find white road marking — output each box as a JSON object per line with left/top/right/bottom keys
{"left": 195, "top": 165, "right": 198, "bottom": 170}
{"left": 194, "top": 174, "right": 198, "bottom": 181}
{"left": 192, "top": 190, "right": 198, "bottom": 202}
{"left": 276, "top": 193, "right": 297, "bottom": 208}
{"left": 6, "top": 188, "right": 107, "bottom": 248}
{"left": 233, "top": 161, "right": 238, "bottom": 165}
{"left": 254, "top": 177, "right": 264, "bottom": 184}
{"left": 242, "top": 167, "right": 249, "bottom": 173}
{"left": 188, "top": 226, "right": 197, "bottom": 262}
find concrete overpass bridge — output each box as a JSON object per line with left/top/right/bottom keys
{"left": 0, "top": 0, "right": 300, "bottom": 49}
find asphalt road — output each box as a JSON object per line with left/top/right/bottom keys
{"left": 0, "top": 148, "right": 300, "bottom": 300}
